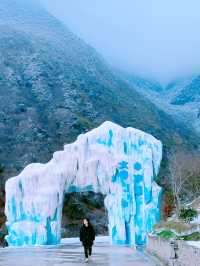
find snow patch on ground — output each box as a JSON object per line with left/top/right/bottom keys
{"left": 187, "top": 241, "right": 200, "bottom": 248}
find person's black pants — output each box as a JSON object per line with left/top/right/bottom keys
{"left": 84, "top": 246, "right": 92, "bottom": 258}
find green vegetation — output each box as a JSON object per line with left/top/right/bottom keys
{"left": 157, "top": 230, "right": 200, "bottom": 241}
{"left": 157, "top": 230, "right": 176, "bottom": 239}
{"left": 155, "top": 218, "right": 200, "bottom": 241}
{"left": 177, "top": 232, "right": 200, "bottom": 241}
{"left": 179, "top": 208, "right": 198, "bottom": 223}
{"left": 157, "top": 229, "right": 200, "bottom": 241}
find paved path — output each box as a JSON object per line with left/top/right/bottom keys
{"left": 0, "top": 237, "right": 161, "bottom": 266}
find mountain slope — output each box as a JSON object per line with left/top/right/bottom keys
{"left": 168, "top": 77, "right": 200, "bottom": 132}
{"left": 171, "top": 76, "right": 200, "bottom": 105}
{"left": 123, "top": 72, "right": 200, "bottom": 134}
{"left": 0, "top": 0, "right": 199, "bottom": 180}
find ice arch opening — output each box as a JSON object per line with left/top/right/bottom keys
{"left": 5, "top": 121, "right": 162, "bottom": 247}
{"left": 61, "top": 192, "right": 108, "bottom": 238}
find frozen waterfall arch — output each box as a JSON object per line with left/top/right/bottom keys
{"left": 5, "top": 121, "right": 162, "bottom": 247}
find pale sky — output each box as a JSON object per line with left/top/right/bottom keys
{"left": 40, "top": 0, "right": 200, "bottom": 84}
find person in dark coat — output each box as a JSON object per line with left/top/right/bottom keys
{"left": 80, "top": 218, "right": 95, "bottom": 262}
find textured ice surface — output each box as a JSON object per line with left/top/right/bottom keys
{"left": 5, "top": 121, "right": 162, "bottom": 247}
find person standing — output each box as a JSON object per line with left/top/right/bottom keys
{"left": 80, "top": 218, "right": 95, "bottom": 263}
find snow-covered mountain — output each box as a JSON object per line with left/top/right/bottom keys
{"left": 123, "top": 73, "right": 200, "bottom": 134}
{"left": 0, "top": 0, "right": 199, "bottom": 181}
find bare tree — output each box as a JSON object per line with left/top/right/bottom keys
{"left": 169, "top": 150, "right": 200, "bottom": 216}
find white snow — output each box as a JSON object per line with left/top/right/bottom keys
{"left": 187, "top": 241, "right": 200, "bottom": 248}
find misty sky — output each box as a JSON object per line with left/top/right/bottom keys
{"left": 41, "top": 0, "right": 200, "bottom": 84}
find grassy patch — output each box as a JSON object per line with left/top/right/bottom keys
{"left": 155, "top": 220, "right": 195, "bottom": 234}
{"left": 157, "top": 230, "right": 177, "bottom": 239}
{"left": 177, "top": 232, "right": 200, "bottom": 241}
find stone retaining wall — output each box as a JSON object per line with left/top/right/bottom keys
{"left": 147, "top": 236, "right": 200, "bottom": 266}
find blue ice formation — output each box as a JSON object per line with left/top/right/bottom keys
{"left": 5, "top": 121, "right": 162, "bottom": 247}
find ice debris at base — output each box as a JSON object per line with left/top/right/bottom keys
{"left": 5, "top": 121, "right": 162, "bottom": 247}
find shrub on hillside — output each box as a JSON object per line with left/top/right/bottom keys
{"left": 179, "top": 208, "right": 198, "bottom": 223}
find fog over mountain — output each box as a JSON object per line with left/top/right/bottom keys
{"left": 41, "top": 0, "right": 200, "bottom": 84}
